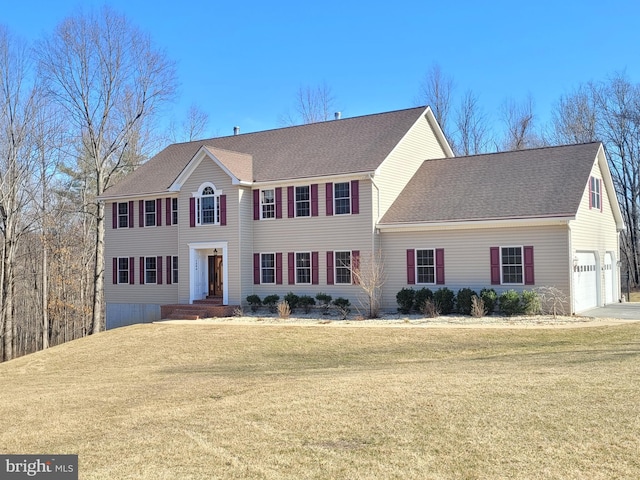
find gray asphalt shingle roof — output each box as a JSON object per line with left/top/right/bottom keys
{"left": 379, "top": 142, "right": 602, "bottom": 224}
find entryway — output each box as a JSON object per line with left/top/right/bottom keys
{"left": 188, "top": 241, "right": 228, "bottom": 305}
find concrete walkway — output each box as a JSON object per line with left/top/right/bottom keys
{"left": 583, "top": 303, "right": 640, "bottom": 320}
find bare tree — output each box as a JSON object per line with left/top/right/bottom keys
{"left": 416, "top": 63, "right": 455, "bottom": 140}
{"left": 36, "top": 6, "right": 177, "bottom": 334}
{"left": 352, "top": 250, "right": 386, "bottom": 319}
{"left": 500, "top": 95, "right": 541, "bottom": 150}
{"left": 548, "top": 86, "right": 598, "bottom": 145}
{"left": 453, "top": 89, "right": 491, "bottom": 155}
{"left": 168, "top": 103, "right": 210, "bottom": 142}
{"left": 280, "top": 82, "right": 338, "bottom": 125}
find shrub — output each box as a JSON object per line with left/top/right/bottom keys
{"left": 470, "top": 296, "right": 486, "bottom": 318}
{"left": 396, "top": 288, "right": 415, "bottom": 314}
{"left": 456, "top": 288, "right": 477, "bottom": 315}
{"left": 434, "top": 287, "right": 455, "bottom": 315}
{"left": 499, "top": 290, "right": 522, "bottom": 316}
{"left": 421, "top": 299, "right": 440, "bottom": 318}
{"left": 277, "top": 300, "right": 291, "bottom": 319}
{"left": 332, "top": 297, "right": 351, "bottom": 319}
{"left": 521, "top": 289, "right": 541, "bottom": 315}
{"left": 284, "top": 292, "right": 300, "bottom": 312}
{"left": 414, "top": 288, "right": 433, "bottom": 312}
{"left": 246, "top": 294, "right": 261, "bottom": 313}
{"left": 480, "top": 288, "right": 498, "bottom": 314}
{"left": 263, "top": 294, "right": 280, "bottom": 313}
{"left": 298, "top": 295, "right": 316, "bottom": 313}
{"left": 315, "top": 292, "right": 332, "bottom": 314}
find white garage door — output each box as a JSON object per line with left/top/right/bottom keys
{"left": 573, "top": 252, "right": 598, "bottom": 313}
{"left": 604, "top": 253, "right": 614, "bottom": 304}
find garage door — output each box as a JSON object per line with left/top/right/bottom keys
{"left": 573, "top": 252, "right": 598, "bottom": 313}
{"left": 604, "top": 253, "right": 614, "bottom": 304}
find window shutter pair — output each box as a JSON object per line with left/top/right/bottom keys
{"left": 111, "top": 257, "right": 135, "bottom": 285}
{"left": 490, "top": 246, "right": 535, "bottom": 285}
{"left": 325, "top": 180, "right": 360, "bottom": 216}
{"left": 253, "top": 188, "right": 283, "bottom": 220}
{"left": 112, "top": 202, "right": 133, "bottom": 229}
{"left": 326, "top": 251, "right": 359, "bottom": 285}
{"left": 253, "top": 253, "right": 283, "bottom": 285}
{"left": 406, "top": 249, "right": 445, "bottom": 285}
{"left": 189, "top": 195, "right": 227, "bottom": 226}
{"left": 287, "top": 252, "right": 319, "bottom": 285}
{"left": 287, "top": 185, "right": 318, "bottom": 217}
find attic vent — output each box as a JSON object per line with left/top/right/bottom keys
{"left": 334, "top": 112, "right": 341, "bottom": 120}
{"left": 233, "top": 126, "right": 240, "bottom": 135}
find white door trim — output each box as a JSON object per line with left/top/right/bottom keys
{"left": 188, "top": 241, "right": 228, "bottom": 304}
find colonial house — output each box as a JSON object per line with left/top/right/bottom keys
{"left": 101, "top": 106, "right": 624, "bottom": 328}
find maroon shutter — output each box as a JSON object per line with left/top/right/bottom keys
{"left": 112, "top": 203, "right": 118, "bottom": 229}
{"left": 352, "top": 250, "right": 360, "bottom": 285}
{"left": 275, "top": 187, "right": 282, "bottom": 219}
{"left": 276, "top": 253, "right": 283, "bottom": 285}
{"left": 157, "top": 256, "right": 163, "bottom": 284}
{"left": 189, "top": 197, "right": 196, "bottom": 227}
{"left": 490, "top": 247, "right": 501, "bottom": 285}
{"left": 112, "top": 257, "right": 118, "bottom": 284}
{"left": 139, "top": 200, "right": 144, "bottom": 227}
{"left": 406, "top": 249, "right": 415, "bottom": 285}
{"left": 351, "top": 180, "right": 359, "bottom": 214}
{"left": 326, "top": 251, "right": 334, "bottom": 285}
{"left": 325, "top": 183, "right": 333, "bottom": 216}
{"left": 311, "top": 184, "right": 318, "bottom": 216}
{"left": 166, "top": 255, "right": 172, "bottom": 285}
{"left": 166, "top": 198, "right": 172, "bottom": 226}
{"left": 156, "top": 199, "right": 162, "bottom": 226}
{"left": 129, "top": 257, "right": 135, "bottom": 285}
{"left": 220, "top": 195, "right": 227, "bottom": 226}
{"left": 253, "top": 253, "right": 260, "bottom": 284}
{"left": 524, "top": 246, "right": 535, "bottom": 285}
{"left": 288, "top": 252, "right": 295, "bottom": 284}
{"left": 312, "top": 251, "right": 319, "bottom": 284}
{"left": 287, "top": 186, "right": 294, "bottom": 218}
{"left": 140, "top": 257, "right": 145, "bottom": 285}
{"left": 435, "top": 248, "right": 445, "bottom": 285}
{"left": 253, "top": 190, "right": 260, "bottom": 220}
{"left": 128, "top": 201, "right": 134, "bottom": 228}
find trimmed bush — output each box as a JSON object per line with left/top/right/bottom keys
{"left": 263, "top": 294, "right": 280, "bottom": 313}
{"left": 315, "top": 292, "right": 332, "bottom": 314}
{"left": 434, "top": 287, "right": 455, "bottom": 315}
{"left": 284, "top": 292, "right": 300, "bottom": 312}
{"left": 456, "top": 288, "right": 477, "bottom": 315}
{"left": 521, "top": 289, "right": 541, "bottom": 315}
{"left": 396, "top": 288, "right": 415, "bottom": 314}
{"left": 499, "top": 290, "right": 522, "bottom": 316}
{"left": 298, "top": 295, "right": 316, "bottom": 313}
{"left": 332, "top": 297, "right": 351, "bottom": 319}
{"left": 480, "top": 288, "right": 498, "bottom": 314}
{"left": 414, "top": 288, "right": 433, "bottom": 312}
{"left": 246, "top": 294, "right": 261, "bottom": 313}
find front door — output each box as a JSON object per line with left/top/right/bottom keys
{"left": 208, "top": 255, "right": 223, "bottom": 297}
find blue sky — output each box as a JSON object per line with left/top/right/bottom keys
{"left": 4, "top": 0, "right": 640, "bottom": 140}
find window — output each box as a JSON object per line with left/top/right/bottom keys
{"left": 335, "top": 251, "right": 351, "bottom": 284}
{"left": 501, "top": 247, "right": 523, "bottom": 284}
{"left": 118, "top": 203, "right": 129, "bottom": 228}
{"left": 590, "top": 176, "right": 601, "bottom": 210}
{"left": 172, "top": 256, "right": 178, "bottom": 284}
{"left": 198, "top": 186, "right": 218, "bottom": 224}
{"left": 416, "top": 249, "right": 435, "bottom": 284}
{"left": 172, "top": 198, "right": 178, "bottom": 225}
{"left": 118, "top": 258, "right": 129, "bottom": 284}
{"left": 296, "top": 252, "right": 311, "bottom": 284}
{"left": 145, "top": 257, "right": 157, "bottom": 284}
{"left": 145, "top": 200, "right": 156, "bottom": 227}
{"left": 295, "top": 186, "right": 310, "bottom": 217}
{"left": 262, "top": 189, "right": 275, "bottom": 219}
{"left": 334, "top": 182, "right": 351, "bottom": 215}
{"left": 261, "top": 253, "right": 275, "bottom": 284}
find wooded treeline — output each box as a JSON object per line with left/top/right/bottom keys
{"left": 2, "top": 7, "right": 640, "bottom": 362}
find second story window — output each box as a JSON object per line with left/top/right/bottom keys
{"left": 262, "top": 189, "right": 275, "bottom": 219}
{"left": 296, "top": 186, "right": 310, "bottom": 217}
{"left": 145, "top": 200, "right": 156, "bottom": 227}
{"left": 334, "top": 182, "right": 351, "bottom": 215}
{"left": 196, "top": 185, "right": 220, "bottom": 225}
{"left": 118, "top": 202, "right": 129, "bottom": 228}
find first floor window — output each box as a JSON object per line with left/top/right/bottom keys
{"left": 335, "top": 251, "right": 351, "bottom": 284}
{"left": 334, "top": 182, "right": 351, "bottom": 215}
{"left": 261, "top": 253, "right": 275, "bottom": 284}
{"left": 145, "top": 257, "right": 157, "bottom": 284}
{"left": 296, "top": 186, "right": 310, "bottom": 217}
{"left": 172, "top": 256, "right": 178, "bottom": 284}
{"left": 145, "top": 200, "right": 156, "bottom": 226}
{"left": 118, "top": 258, "right": 129, "bottom": 284}
{"left": 296, "top": 252, "right": 311, "bottom": 284}
{"left": 172, "top": 198, "right": 178, "bottom": 225}
{"left": 416, "top": 249, "right": 435, "bottom": 284}
{"left": 502, "top": 247, "right": 523, "bottom": 284}
{"left": 118, "top": 202, "right": 129, "bottom": 228}
{"left": 262, "top": 189, "right": 275, "bottom": 219}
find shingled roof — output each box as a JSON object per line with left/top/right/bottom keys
{"left": 102, "top": 106, "right": 430, "bottom": 198}
{"left": 379, "top": 142, "right": 603, "bottom": 225}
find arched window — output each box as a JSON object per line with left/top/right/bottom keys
{"left": 196, "top": 183, "right": 221, "bottom": 225}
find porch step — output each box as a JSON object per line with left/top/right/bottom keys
{"left": 193, "top": 297, "right": 224, "bottom": 306}
{"left": 160, "top": 303, "right": 238, "bottom": 320}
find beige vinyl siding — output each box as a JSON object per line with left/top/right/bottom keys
{"left": 249, "top": 179, "right": 373, "bottom": 307}
{"left": 104, "top": 198, "right": 179, "bottom": 305}
{"left": 569, "top": 159, "right": 621, "bottom": 302}
{"left": 380, "top": 224, "right": 570, "bottom": 311}
{"left": 238, "top": 185, "right": 254, "bottom": 304}
{"left": 374, "top": 112, "right": 450, "bottom": 221}
{"left": 178, "top": 154, "right": 242, "bottom": 304}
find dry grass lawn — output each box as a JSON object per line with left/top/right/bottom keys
{"left": 1, "top": 322, "right": 639, "bottom": 479}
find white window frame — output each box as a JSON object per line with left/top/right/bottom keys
{"left": 334, "top": 251, "right": 352, "bottom": 285}
{"left": 117, "top": 257, "right": 129, "bottom": 284}
{"left": 118, "top": 202, "right": 129, "bottom": 228}
{"left": 295, "top": 251, "right": 311, "bottom": 285}
{"left": 590, "top": 176, "right": 601, "bottom": 210}
{"left": 261, "top": 189, "right": 275, "bottom": 220}
{"left": 144, "top": 200, "right": 156, "bottom": 227}
{"left": 261, "top": 253, "right": 276, "bottom": 285}
{"left": 415, "top": 249, "right": 436, "bottom": 285}
{"left": 172, "top": 198, "right": 178, "bottom": 225}
{"left": 195, "top": 183, "right": 221, "bottom": 226}
{"left": 501, "top": 246, "right": 524, "bottom": 285}
{"left": 334, "top": 182, "right": 351, "bottom": 215}
{"left": 172, "top": 255, "right": 179, "bottom": 284}
{"left": 145, "top": 257, "right": 157, "bottom": 284}
{"left": 295, "top": 185, "right": 311, "bottom": 218}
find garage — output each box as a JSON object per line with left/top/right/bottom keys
{"left": 603, "top": 252, "right": 614, "bottom": 304}
{"left": 573, "top": 252, "right": 598, "bottom": 313}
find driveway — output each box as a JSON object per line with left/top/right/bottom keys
{"left": 582, "top": 303, "right": 640, "bottom": 320}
